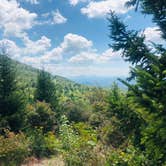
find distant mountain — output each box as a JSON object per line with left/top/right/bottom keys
{"left": 69, "top": 76, "right": 127, "bottom": 89}
{"left": 11, "top": 58, "right": 127, "bottom": 90}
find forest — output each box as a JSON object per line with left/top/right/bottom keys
{"left": 0, "top": 0, "right": 166, "bottom": 165}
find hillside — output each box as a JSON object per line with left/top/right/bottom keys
{"left": 13, "top": 60, "right": 77, "bottom": 88}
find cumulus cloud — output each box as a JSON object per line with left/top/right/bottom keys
{"left": 69, "top": 52, "right": 97, "bottom": 64}
{"left": 12, "top": 33, "right": 92, "bottom": 65}
{"left": 69, "top": 0, "right": 88, "bottom": 6}
{"left": 0, "top": 35, "right": 51, "bottom": 61}
{"left": 52, "top": 10, "right": 67, "bottom": 24}
{"left": 0, "top": 33, "right": 129, "bottom": 77}
{"left": 60, "top": 33, "right": 93, "bottom": 55}
{"left": 19, "top": 33, "right": 122, "bottom": 66}
{"left": 22, "top": 36, "right": 51, "bottom": 55}
{"left": 98, "top": 49, "right": 122, "bottom": 63}
{"left": 69, "top": 48, "right": 122, "bottom": 65}
{"left": 42, "top": 33, "right": 94, "bottom": 63}
{"left": 0, "top": 0, "right": 37, "bottom": 38}
{"left": 81, "top": 0, "right": 131, "bottom": 18}
{"left": 39, "top": 10, "right": 67, "bottom": 25}
{"left": 0, "top": 39, "right": 20, "bottom": 58}
{"left": 144, "top": 27, "right": 165, "bottom": 45}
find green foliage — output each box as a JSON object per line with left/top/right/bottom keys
{"left": 108, "top": 83, "right": 142, "bottom": 146}
{"left": 59, "top": 115, "right": 79, "bottom": 151}
{"left": 126, "top": 0, "right": 166, "bottom": 39}
{"left": 35, "top": 69, "right": 58, "bottom": 112}
{"left": 64, "top": 100, "right": 91, "bottom": 123}
{"left": 1, "top": 4, "right": 166, "bottom": 164}
{"left": 73, "top": 122, "right": 97, "bottom": 144}
{"left": 0, "top": 54, "right": 25, "bottom": 132}
{"left": 108, "top": 12, "right": 150, "bottom": 65}
{"left": 106, "top": 145, "right": 148, "bottom": 166}
{"left": 29, "top": 128, "right": 60, "bottom": 158}
{"left": 0, "top": 130, "right": 29, "bottom": 166}
{"left": 108, "top": 9, "right": 166, "bottom": 165}
{"left": 59, "top": 115, "right": 81, "bottom": 165}
{"left": 89, "top": 112, "right": 106, "bottom": 127}
{"left": 26, "top": 101, "right": 56, "bottom": 132}
{"left": 59, "top": 116, "right": 98, "bottom": 166}
{"left": 29, "top": 128, "right": 46, "bottom": 158}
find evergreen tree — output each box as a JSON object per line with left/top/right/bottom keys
{"left": 0, "top": 54, "right": 25, "bottom": 132}
{"left": 108, "top": 11, "right": 166, "bottom": 165}
{"left": 35, "top": 69, "right": 57, "bottom": 111}
{"left": 126, "top": 0, "right": 166, "bottom": 39}
{"left": 108, "top": 83, "right": 142, "bottom": 146}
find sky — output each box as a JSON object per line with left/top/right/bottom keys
{"left": 0, "top": 0, "right": 165, "bottom": 78}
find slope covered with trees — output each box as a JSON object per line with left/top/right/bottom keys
{"left": 0, "top": 0, "right": 166, "bottom": 165}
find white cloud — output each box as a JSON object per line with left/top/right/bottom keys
{"left": 22, "top": 36, "right": 51, "bottom": 55}
{"left": 20, "top": 33, "right": 95, "bottom": 65}
{"left": 39, "top": 10, "right": 67, "bottom": 25}
{"left": 81, "top": 0, "right": 131, "bottom": 18}
{"left": 0, "top": 34, "right": 128, "bottom": 77}
{"left": 69, "top": 0, "right": 88, "bottom": 6}
{"left": 144, "top": 27, "right": 165, "bottom": 45}
{"left": 41, "top": 12, "right": 50, "bottom": 18}
{"left": 52, "top": 10, "right": 67, "bottom": 24}
{"left": 69, "top": 52, "right": 97, "bottom": 64}
{"left": 0, "top": 35, "right": 51, "bottom": 60}
{"left": 25, "top": 0, "right": 39, "bottom": 4}
{"left": 32, "top": 34, "right": 122, "bottom": 66}
{"left": 98, "top": 49, "right": 122, "bottom": 63}
{"left": 61, "top": 33, "right": 93, "bottom": 55}
{"left": 24, "top": 0, "right": 53, "bottom": 4}
{"left": 43, "top": 33, "right": 94, "bottom": 63}
{"left": 69, "top": 48, "right": 122, "bottom": 64}
{"left": 0, "top": 39, "right": 20, "bottom": 58}
{"left": 0, "top": 0, "right": 37, "bottom": 38}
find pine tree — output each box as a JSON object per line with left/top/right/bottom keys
{"left": 0, "top": 54, "right": 25, "bottom": 132}
{"left": 34, "top": 69, "right": 58, "bottom": 111}
{"left": 126, "top": 0, "right": 166, "bottom": 39}
{"left": 108, "top": 11, "right": 166, "bottom": 165}
{"left": 108, "top": 83, "right": 142, "bottom": 146}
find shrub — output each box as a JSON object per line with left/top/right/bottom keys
{"left": 73, "top": 122, "right": 97, "bottom": 144}
{"left": 59, "top": 116, "right": 97, "bottom": 166}
{"left": 59, "top": 115, "right": 79, "bottom": 151}
{"left": 26, "top": 101, "right": 56, "bottom": 133}
{"left": 29, "top": 128, "right": 60, "bottom": 158}
{"left": 62, "top": 99, "right": 91, "bottom": 123}
{"left": 89, "top": 112, "right": 105, "bottom": 127}
{"left": 106, "top": 145, "right": 148, "bottom": 166}
{"left": 0, "top": 130, "right": 29, "bottom": 166}
{"left": 44, "top": 131, "right": 62, "bottom": 155}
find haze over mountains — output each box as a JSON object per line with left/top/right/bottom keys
{"left": 70, "top": 75, "right": 127, "bottom": 88}
{"left": 14, "top": 56, "right": 127, "bottom": 89}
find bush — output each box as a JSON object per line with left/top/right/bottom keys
{"left": 106, "top": 145, "right": 148, "bottom": 166}
{"left": 26, "top": 101, "right": 56, "bottom": 132}
{"left": 44, "top": 131, "right": 62, "bottom": 155}
{"left": 29, "top": 128, "right": 60, "bottom": 158}
{"left": 0, "top": 130, "right": 29, "bottom": 166}
{"left": 59, "top": 116, "right": 98, "bottom": 166}
{"left": 62, "top": 99, "right": 91, "bottom": 123}
{"left": 73, "top": 122, "right": 97, "bottom": 144}
{"left": 89, "top": 112, "right": 105, "bottom": 127}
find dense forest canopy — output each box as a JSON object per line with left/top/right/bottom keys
{"left": 0, "top": 0, "right": 166, "bottom": 166}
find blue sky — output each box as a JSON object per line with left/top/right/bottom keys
{"left": 0, "top": 0, "right": 165, "bottom": 78}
